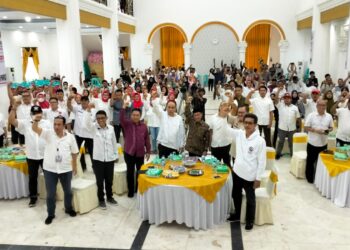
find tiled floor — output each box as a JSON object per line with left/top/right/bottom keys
{"left": 1, "top": 90, "right": 350, "bottom": 250}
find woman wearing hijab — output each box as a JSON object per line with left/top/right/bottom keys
{"left": 323, "top": 90, "right": 335, "bottom": 114}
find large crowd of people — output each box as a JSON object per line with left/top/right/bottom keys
{"left": 1, "top": 61, "right": 349, "bottom": 230}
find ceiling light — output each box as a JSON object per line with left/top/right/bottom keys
{"left": 24, "top": 16, "right": 31, "bottom": 22}
{"left": 85, "top": 25, "right": 89, "bottom": 28}
{"left": 2, "top": 16, "right": 7, "bottom": 19}
{"left": 19, "top": 26, "right": 23, "bottom": 29}
{"left": 43, "top": 26, "right": 47, "bottom": 30}
{"left": 36, "top": 16, "right": 41, "bottom": 19}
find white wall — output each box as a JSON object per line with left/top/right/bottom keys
{"left": 151, "top": 30, "right": 161, "bottom": 70}
{"left": 81, "top": 34, "right": 103, "bottom": 59}
{"left": 191, "top": 24, "right": 239, "bottom": 75}
{"left": 131, "top": 0, "right": 305, "bottom": 70}
{"left": 1, "top": 30, "right": 59, "bottom": 81}
{"left": 268, "top": 26, "right": 281, "bottom": 66}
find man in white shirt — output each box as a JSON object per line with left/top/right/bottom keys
{"left": 302, "top": 89, "right": 320, "bottom": 119}
{"left": 15, "top": 91, "right": 33, "bottom": 144}
{"left": 32, "top": 115, "right": 79, "bottom": 225}
{"left": 226, "top": 113, "right": 266, "bottom": 231}
{"left": 68, "top": 95, "right": 94, "bottom": 171}
{"left": 304, "top": 100, "right": 334, "bottom": 183}
{"left": 207, "top": 102, "right": 233, "bottom": 166}
{"left": 274, "top": 93, "right": 301, "bottom": 159}
{"left": 246, "top": 86, "right": 274, "bottom": 147}
{"left": 84, "top": 109, "right": 118, "bottom": 209}
{"left": 9, "top": 105, "right": 51, "bottom": 207}
{"left": 331, "top": 95, "right": 350, "bottom": 146}
{"left": 287, "top": 76, "right": 306, "bottom": 93}
{"left": 272, "top": 80, "right": 287, "bottom": 99}
{"left": 43, "top": 97, "right": 68, "bottom": 125}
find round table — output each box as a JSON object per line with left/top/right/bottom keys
{"left": 137, "top": 162, "right": 232, "bottom": 230}
{"left": 0, "top": 161, "right": 29, "bottom": 199}
{"left": 314, "top": 153, "right": 350, "bottom": 207}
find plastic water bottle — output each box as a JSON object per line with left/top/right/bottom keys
{"left": 161, "top": 156, "right": 165, "bottom": 168}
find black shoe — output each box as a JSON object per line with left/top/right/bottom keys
{"left": 128, "top": 193, "right": 134, "bottom": 198}
{"left": 28, "top": 198, "right": 37, "bottom": 208}
{"left": 245, "top": 223, "right": 254, "bottom": 231}
{"left": 99, "top": 201, "right": 107, "bottom": 209}
{"left": 65, "top": 210, "right": 77, "bottom": 217}
{"left": 45, "top": 215, "right": 55, "bottom": 225}
{"left": 227, "top": 213, "right": 240, "bottom": 222}
{"left": 107, "top": 197, "right": 118, "bottom": 206}
{"left": 275, "top": 154, "right": 281, "bottom": 160}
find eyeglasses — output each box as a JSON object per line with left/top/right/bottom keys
{"left": 244, "top": 121, "right": 255, "bottom": 125}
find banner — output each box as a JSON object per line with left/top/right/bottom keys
{"left": 0, "top": 32, "right": 6, "bottom": 84}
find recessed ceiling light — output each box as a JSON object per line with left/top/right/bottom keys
{"left": 36, "top": 16, "right": 41, "bottom": 19}
{"left": 24, "top": 16, "right": 31, "bottom": 22}
{"left": 85, "top": 25, "right": 89, "bottom": 28}
{"left": 2, "top": 16, "right": 7, "bottom": 19}
{"left": 19, "top": 26, "right": 23, "bottom": 29}
{"left": 43, "top": 26, "right": 47, "bottom": 30}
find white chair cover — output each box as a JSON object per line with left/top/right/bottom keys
{"left": 113, "top": 163, "right": 128, "bottom": 195}
{"left": 290, "top": 133, "right": 308, "bottom": 179}
{"left": 260, "top": 147, "right": 275, "bottom": 187}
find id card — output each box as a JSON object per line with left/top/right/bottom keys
{"left": 55, "top": 154, "right": 62, "bottom": 163}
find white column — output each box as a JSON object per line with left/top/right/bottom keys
{"left": 346, "top": 18, "right": 350, "bottom": 72}
{"left": 310, "top": 4, "right": 330, "bottom": 78}
{"left": 183, "top": 43, "right": 192, "bottom": 68}
{"left": 102, "top": 0, "right": 120, "bottom": 80}
{"left": 278, "top": 40, "right": 289, "bottom": 71}
{"left": 56, "top": 0, "right": 83, "bottom": 89}
{"left": 144, "top": 43, "right": 153, "bottom": 68}
{"left": 238, "top": 41, "right": 247, "bottom": 64}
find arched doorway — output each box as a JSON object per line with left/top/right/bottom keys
{"left": 148, "top": 23, "right": 188, "bottom": 69}
{"left": 242, "top": 20, "right": 286, "bottom": 70}
{"left": 190, "top": 21, "right": 240, "bottom": 75}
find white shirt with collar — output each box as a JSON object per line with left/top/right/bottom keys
{"left": 16, "top": 103, "right": 32, "bottom": 133}
{"left": 303, "top": 99, "right": 317, "bottom": 119}
{"left": 336, "top": 107, "right": 350, "bottom": 142}
{"left": 305, "top": 112, "right": 334, "bottom": 147}
{"left": 84, "top": 112, "right": 118, "bottom": 162}
{"left": 250, "top": 96, "right": 275, "bottom": 126}
{"left": 207, "top": 114, "right": 232, "bottom": 147}
{"left": 41, "top": 130, "right": 79, "bottom": 174}
{"left": 272, "top": 87, "right": 286, "bottom": 99}
{"left": 43, "top": 108, "right": 68, "bottom": 125}
{"left": 72, "top": 104, "right": 93, "bottom": 138}
{"left": 17, "top": 119, "right": 51, "bottom": 160}
{"left": 276, "top": 102, "right": 300, "bottom": 131}
{"left": 228, "top": 128, "right": 266, "bottom": 181}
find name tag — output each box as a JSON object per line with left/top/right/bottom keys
{"left": 55, "top": 154, "right": 62, "bottom": 163}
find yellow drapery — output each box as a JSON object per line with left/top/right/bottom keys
{"left": 122, "top": 47, "right": 129, "bottom": 60}
{"left": 22, "top": 47, "right": 39, "bottom": 80}
{"left": 245, "top": 24, "right": 271, "bottom": 70}
{"left": 160, "top": 27, "right": 184, "bottom": 67}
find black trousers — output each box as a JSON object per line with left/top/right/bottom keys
{"left": 75, "top": 135, "right": 93, "bottom": 171}
{"left": 336, "top": 138, "right": 350, "bottom": 147}
{"left": 158, "top": 144, "right": 178, "bottom": 158}
{"left": 306, "top": 143, "right": 327, "bottom": 183}
{"left": 273, "top": 121, "right": 279, "bottom": 148}
{"left": 208, "top": 79, "right": 214, "bottom": 92}
{"left": 27, "top": 158, "right": 43, "bottom": 199}
{"left": 92, "top": 160, "right": 114, "bottom": 202}
{"left": 11, "top": 125, "right": 19, "bottom": 144}
{"left": 258, "top": 125, "right": 272, "bottom": 147}
{"left": 232, "top": 172, "right": 256, "bottom": 224}
{"left": 189, "top": 152, "right": 202, "bottom": 157}
{"left": 113, "top": 124, "right": 122, "bottom": 143}
{"left": 0, "top": 134, "right": 3, "bottom": 147}
{"left": 124, "top": 152, "right": 144, "bottom": 196}
{"left": 213, "top": 83, "right": 220, "bottom": 100}
{"left": 211, "top": 144, "right": 231, "bottom": 167}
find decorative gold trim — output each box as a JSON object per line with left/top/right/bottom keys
{"left": 118, "top": 22, "right": 135, "bottom": 34}
{"left": 190, "top": 21, "right": 239, "bottom": 43}
{"left": 147, "top": 23, "right": 188, "bottom": 43}
{"left": 297, "top": 17, "right": 313, "bottom": 30}
{"left": 320, "top": 3, "right": 350, "bottom": 23}
{"left": 0, "top": 0, "right": 66, "bottom": 19}
{"left": 80, "top": 10, "right": 110, "bottom": 28}
{"left": 242, "top": 19, "right": 286, "bottom": 41}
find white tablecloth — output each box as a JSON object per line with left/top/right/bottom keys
{"left": 137, "top": 174, "right": 233, "bottom": 230}
{"left": 314, "top": 156, "right": 350, "bottom": 208}
{"left": 0, "top": 164, "right": 29, "bottom": 199}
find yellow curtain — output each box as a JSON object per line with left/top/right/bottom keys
{"left": 245, "top": 24, "right": 271, "bottom": 70}
{"left": 123, "top": 47, "right": 129, "bottom": 60}
{"left": 22, "top": 48, "right": 30, "bottom": 81}
{"left": 22, "top": 47, "right": 39, "bottom": 80}
{"left": 160, "top": 27, "right": 184, "bottom": 67}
